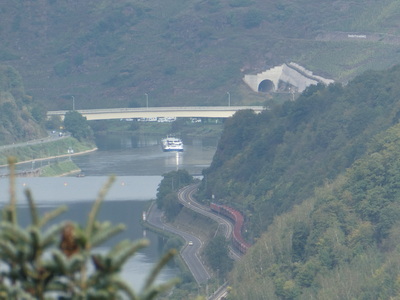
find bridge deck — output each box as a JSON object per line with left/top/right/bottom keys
{"left": 47, "top": 106, "right": 265, "bottom": 120}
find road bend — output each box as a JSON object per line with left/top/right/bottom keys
{"left": 147, "top": 184, "right": 239, "bottom": 299}
{"left": 177, "top": 184, "right": 241, "bottom": 260}
{"left": 146, "top": 202, "right": 211, "bottom": 284}
{"left": 177, "top": 184, "right": 241, "bottom": 300}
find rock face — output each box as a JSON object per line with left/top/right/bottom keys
{"left": 243, "top": 62, "right": 334, "bottom": 93}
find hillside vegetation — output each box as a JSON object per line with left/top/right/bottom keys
{"left": 198, "top": 65, "right": 400, "bottom": 298}
{"left": 0, "top": 65, "right": 45, "bottom": 144}
{"left": 200, "top": 66, "right": 400, "bottom": 237}
{"left": 229, "top": 115, "right": 400, "bottom": 299}
{"left": 2, "top": 1, "right": 400, "bottom": 109}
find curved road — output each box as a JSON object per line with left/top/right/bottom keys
{"left": 146, "top": 184, "right": 241, "bottom": 299}
{"left": 146, "top": 183, "right": 242, "bottom": 277}
{"left": 146, "top": 202, "right": 211, "bottom": 284}
{"left": 177, "top": 184, "right": 241, "bottom": 260}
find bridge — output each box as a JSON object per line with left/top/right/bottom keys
{"left": 47, "top": 106, "right": 265, "bottom": 121}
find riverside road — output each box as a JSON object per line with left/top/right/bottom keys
{"left": 146, "top": 202, "right": 211, "bottom": 284}
{"left": 146, "top": 183, "right": 242, "bottom": 300}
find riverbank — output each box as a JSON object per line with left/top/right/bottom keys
{"left": 0, "top": 136, "right": 97, "bottom": 177}
{"left": 0, "top": 136, "right": 97, "bottom": 167}
{"left": 39, "top": 159, "right": 79, "bottom": 177}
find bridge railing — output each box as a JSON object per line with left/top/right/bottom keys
{"left": 48, "top": 106, "right": 265, "bottom": 115}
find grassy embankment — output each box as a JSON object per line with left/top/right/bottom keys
{"left": 39, "top": 159, "right": 81, "bottom": 177}
{"left": 0, "top": 136, "right": 97, "bottom": 176}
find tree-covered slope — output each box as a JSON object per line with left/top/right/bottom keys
{"left": 0, "top": 65, "right": 45, "bottom": 145}
{"left": 199, "top": 65, "right": 400, "bottom": 239}
{"left": 229, "top": 122, "right": 400, "bottom": 299}
{"left": 2, "top": 1, "right": 400, "bottom": 109}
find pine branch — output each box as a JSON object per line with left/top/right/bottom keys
{"left": 81, "top": 175, "right": 115, "bottom": 291}
{"left": 107, "top": 277, "right": 139, "bottom": 300}
{"left": 27, "top": 227, "right": 41, "bottom": 260}
{"left": 51, "top": 250, "right": 69, "bottom": 275}
{"left": 142, "top": 248, "right": 177, "bottom": 291}
{"left": 86, "top": 289, "right": 110, "bottom": 300}
{"left": 90, "top": 223, "right": 125, "bottom": 248}
{"left": 38, "top": 206, "right": 68, "bottom": 229}
{"left": 109, "top": 239, "right": 149, "bottom": 272}
{"left": 41, "top": 222, "right": 67, "bottom": 249}
{"left": 140, "top": 277, "right": 180, "bottom": 300}
{"left": 0, "top": 222, "right": 30, "bottom": 244}
{"left": 0, "top": 240, "right": 18, "bottom": 262}
{"left": 24, "top": 189, "right": 39, "bottom": 227}
{"left": 85, "top": 176, "right": 115, "bottom": 242}
{"left": 50, "top": 249, "right": 85, "bottom": 276}
{"left": 6, "top": 157, "right": 17, "bottom": 225}
{"left": 67, "top": 254, "right": 85, "bottom": 272}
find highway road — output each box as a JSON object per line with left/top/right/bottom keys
{"left": 146, "top": 202, "right": 211, "bottom": 284}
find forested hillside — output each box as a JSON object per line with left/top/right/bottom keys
{"left": 199, "top": 65, "right": 400, "bottom": 298}
{"left": 0, "top": 65, "right": 45, "bottom": 145}
{"left": 229, "top": 117, "right": 400, "bottom": 299}
{"left": 199, "top": 65, "right": 400, "bottom": 237}
{"left": 2, "top": 1, "right": 400, "bottom": 109}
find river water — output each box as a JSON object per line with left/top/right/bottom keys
{"left": 0, "top": 132, "right": 218, "bottom": 291}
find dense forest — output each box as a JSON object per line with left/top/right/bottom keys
{"left": 198, "top": 65, "right": 400, "bottom": 298}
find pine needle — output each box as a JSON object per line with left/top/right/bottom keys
{"left": 142, "top": 248, "right": 177, "bottom": 291}
{"left": 85, "top": 175, "right": 115, "bottom": 243}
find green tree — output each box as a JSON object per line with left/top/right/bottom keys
{"left": 45, "top": 115, "right": 63, "bottom": 131}
{"left": 30, "top": 102, "right": 47, "bottom": 123}
{"left": 156, "top": 170, "right": 193, "bottom": 220}
{"left": 204, "top": 235, "right": 233, "bottom": 278}
{"left": 63, "top": 110, "right": 94, "bottom": 141}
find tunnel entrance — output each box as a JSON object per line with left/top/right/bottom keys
{"left": 258, "top": 80, "right": 275, "bottom": 92}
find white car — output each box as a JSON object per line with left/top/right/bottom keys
{"left": 188, "top": 241, "right": 193, "bottom": 246}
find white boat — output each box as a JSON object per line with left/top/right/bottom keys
{"left": 161, "top": 136, "right": 184, "bottom": 152}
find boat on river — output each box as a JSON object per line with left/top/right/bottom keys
{"left": 161, "top": 136, "right": 184, "bottom": 152}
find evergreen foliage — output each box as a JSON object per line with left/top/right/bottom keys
{"left": 0, "top": 158, "right": 179, "bottom": 299}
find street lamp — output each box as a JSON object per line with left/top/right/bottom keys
{"left": 71, "top": 95, "right": 75, "bottom": 111}
{"left": 226, "top": 91, "right": 230, "bottom": 107}
{"left": 144, "top": 93, "right": 148, "bottom": 109}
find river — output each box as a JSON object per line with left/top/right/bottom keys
{"left": 0, "top": 132, "right": 218, "bottom": 291}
